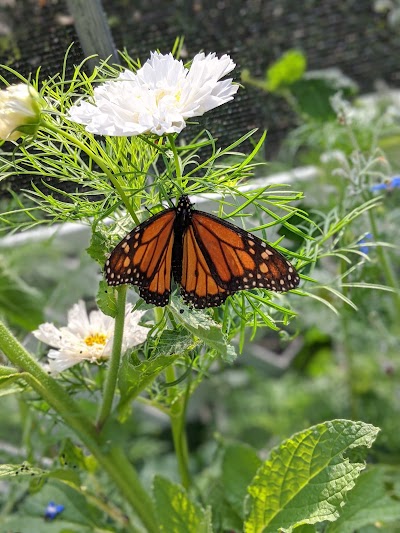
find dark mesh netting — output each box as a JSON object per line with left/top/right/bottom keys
{"left": 1, "top": 0, "right": 400, "bottom": 194}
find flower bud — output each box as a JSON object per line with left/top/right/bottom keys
{"left": 0, "top": 84, "right": 41, "bottom": 141}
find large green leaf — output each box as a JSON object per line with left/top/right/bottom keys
{"left": 326, "top": 465, "right": 400, "bottom": 532}
{"left": 153, "top": 476, "right": 212, "bottom": 533}
{"left": 290, "top": 69, "right": 358, "bottom": 121}
{"left": 244, "top": 419, "right": 379, "bottom": 533}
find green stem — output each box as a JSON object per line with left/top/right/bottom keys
{"left": 152, "top": 306, "right": 191, "bottom": 488}
{"left": 167, "top": 134, "right": 182, "bottom": 189}
{"left": 96, "top": 285, "right": 127, "bottom": 430}
{"left": 42, "top": 121, "right": 139, "bottom": 223}
{"left": 165, "top": 364, "right": 191, "bottom": 489}
{"left": 0, "top": 321, "right": 158, "bottom": 532}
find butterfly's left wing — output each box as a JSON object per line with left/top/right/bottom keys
{"left": 105, "top": 208, "right": 176, "bottom": 306}
{"left": 179, "top": 210, "right": 299, "bottom": 308}
{"left": 180, "top": 223, "right": 231, "bottom": 308}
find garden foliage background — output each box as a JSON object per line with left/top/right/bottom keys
{"left": 1, "top": 1, "right": 400, "bottom": 532}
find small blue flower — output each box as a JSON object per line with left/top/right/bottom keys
{"left": 370, "top": 182, "right": 387, "bottom": 191}
{"left": 391, "top": 176, "right": 400, "bottom": 188}
{"left": 371, "top": 175, "right": 400, "bottom": 192}
{"left": 44, "top": 501, "right": 64, "bottom": 520}
{"left": 357, "top": 233, "right": 372, "bottom": 254}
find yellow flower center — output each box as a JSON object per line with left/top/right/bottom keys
{"left": 84, "top": 332, "right": 107, "bottom": 347}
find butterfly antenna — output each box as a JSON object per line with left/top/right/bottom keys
{"left": 158, "top": 181, "right": 181, "bottom": 207}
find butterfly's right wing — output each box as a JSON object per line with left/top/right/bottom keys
{"left": 179, "top": 209, "right": 299, "bottom": 309}
{"left": 105, "top": 208, "right": 176, "bottom": 306}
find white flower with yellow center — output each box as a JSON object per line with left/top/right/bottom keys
{"left": 0, "top": 84, "right": 41, "bottom": 141}
{"left": 33, "top": 300, "right": 149, "bottom": 373}
{"left": 68, "top": 51, "right": 239, "bottom": 136}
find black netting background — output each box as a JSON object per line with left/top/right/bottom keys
{"left": 1, "top": 0, "right": 399, "bottom": 194}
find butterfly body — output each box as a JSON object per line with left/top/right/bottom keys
{"left": 105, "top": 195, "right": 300, "bottom": 308}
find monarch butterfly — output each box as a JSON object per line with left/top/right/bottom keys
{"left": 105, "top": 195, "right": 300, "bottom": 308}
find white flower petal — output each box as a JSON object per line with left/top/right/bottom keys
{"left": 121, "top": 308, "right": 149, "bottom": 351}
{"left": 47, "top": 349, "right": 84, "bottom": 373}
{"left": 0, "top": 84, "right": 41, "bottom": 141}
{"left": 35, "top": 301, "right": 150, "bottom": 373}
{"left": 66, "top": 300, "right": 90, "bottom": 337}
{"left": 32, "top": 322, "right": 63, "bottom": 348}
{"left": 68, "top": 51, "right": 238, "bottom": 137}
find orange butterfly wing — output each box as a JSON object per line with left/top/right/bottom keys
{"left": 179, "top": 210, "right": 300, "bottom": 308}
{"left": 180, "top": 223, "right": 230, "bottom": 308}
{"left": 105, "top": 208, "right": 176, "bottom": 306}
{"left": 105, "top": 195, "right": 300, "bottom": 309}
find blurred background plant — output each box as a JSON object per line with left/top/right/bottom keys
{"left": 238, "top": 49, "right": 400, "bottom": 464}
{"left": 1, "top": 1, "right": 400, "bottom": 531}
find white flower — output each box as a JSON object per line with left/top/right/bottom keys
{"left": 68, "top": 52, "right": 239, "bottom": 136}
{"left": 0, "top": 84, "right": 41, "bottom": 141}
{"left": 33, "top": 300, "right": 149, "bottom": 373}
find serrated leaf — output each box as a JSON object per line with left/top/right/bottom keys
{"left": 117, "top": 328, "right": 192, "bottom": 417}
{"left": 244, "top": 419, "right": 379, "bottom": 533}
{"left": 96, "top": 279, "right": 117, "bottom": 317}
{"left": 155, "top": 326, "right": 198, "bottom": 357}
{"left": 86, "top": 227, "right": 107, "bottom": 263}
{"left": 59, "top": 439, "right": 98, "bottom": 474}
{"left": 118, "top": 353, "right": 180, "bottom": 404}
{"left": 170, "top": 301, "right": 236, "bottom": 362}
{"left": 0, "top": 462, "right": 47, "bottom": 478}
{"left": 222, "top": 443, "right": 262, "bottom": 516}
{"left": 153, "top": 476, "right": 212, "bottom": 532}
{"left": 0, "top": 462, "right": 81, "bottom": 487}
{"left": 326, "top": 466, "right": 400, "bottom": 532}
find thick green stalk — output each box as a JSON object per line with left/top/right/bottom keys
{"left": 0, "top": 321, "right": 99, "bottom": 442}
{"left": 96, "top": 285, "right": 127, "bottom": 429}
{"left": 0, "top": 321, "right": 158, "bottom": 532}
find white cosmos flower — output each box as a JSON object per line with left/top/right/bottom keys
{"left": 0, "top": 84, "right": 41, "bottom": 141}
{"left": 68, "top": 51, "right": 239, "bottom": 136}
{"left": 33, "top": 300, "right": 149, "bottom": 373}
